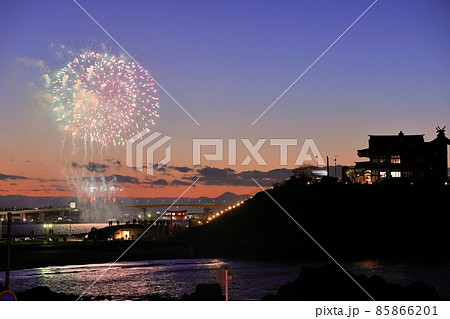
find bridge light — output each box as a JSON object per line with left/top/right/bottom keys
{"left": 228, "top": 206, "right": 232, "bottom": 210}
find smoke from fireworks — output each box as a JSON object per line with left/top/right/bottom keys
{"left": 49, "top": 51, "right": 159, "bottom": 146}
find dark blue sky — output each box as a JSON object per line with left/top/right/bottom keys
{"left": 0, "top": 0, "right": 449, "bottom": 196}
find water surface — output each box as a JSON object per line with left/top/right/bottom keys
{"left": 7, "top": 259, "right": 450, "bottom": 300}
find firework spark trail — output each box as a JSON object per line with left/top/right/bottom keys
{"left": 47, "top": 49, "right": 160, "bottom": 210}
{"left": 50, "top": 51, "right": 159, "bottom": 147}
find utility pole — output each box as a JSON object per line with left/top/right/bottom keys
{"left": 334, "top": 155, "right": 339, "bottom": 178}
{"left": 5, "top": 212, "right": 12, "bottom": 290}
{"left": 69, "top": 201, "right": 76, "bottom": 236}
{"left": 326, "top": 156, "right": 330, "bottom": 176}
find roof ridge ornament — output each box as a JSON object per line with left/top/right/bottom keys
{"left": 434, "top": 126, "right": 450, "bottom": 145}
{"left": 436, "top": 126, "right": 446, "bottom": 136}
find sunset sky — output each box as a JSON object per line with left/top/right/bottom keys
{"left": 0, "top": 0, "right": 449, "bottom": 199}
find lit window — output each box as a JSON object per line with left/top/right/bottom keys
{"left": 391, "top": 155, "right": 401, "bottom": 164}
{"left": 380, "top": 171, "right": 386, "bottom": 178}
{"left": 379, "top": 155, "right": 386, "bottom": 163}
{"left": 403, "top": 171, "right": 412, "bottom": 177}
{"left": 391, "top": 171, "right": 401, "bottom": 178}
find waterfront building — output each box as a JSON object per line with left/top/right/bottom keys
{"left": 355, "top": 127, "right": 449, "bottom": 184}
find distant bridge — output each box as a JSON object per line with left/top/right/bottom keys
{"left": 123, "top": 203, "right": 231, "bottom": 209}
{"left": 0, "top": 208, "right": 71, "bottom": 215}
{"left": 0, "top": 202, "right": 241, "bottom": 222}
{"left": 0, "top": 208, "right": 73, "bottom": 221}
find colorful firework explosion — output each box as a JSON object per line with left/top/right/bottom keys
{"left": 49, "top": 51, "right": 159, "bottom": 146}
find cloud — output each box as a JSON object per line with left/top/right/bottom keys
{"left": 152, "top": 179, "right": 169, "bottom": 186}
{"left": 17, "top": 57, "right": 47, "bottom": 70}
{"left": 129, "top": 164, "right": 163, "bottom": 172}
{"left": 181, "top": 175, "right": 200, "bottom": 182}
{"left": 237, "top": 168, "right": 293, "bottom": 181}
{"left": 78, "top": 175, "right": 139, "bottom": 184}
{"left": 142, "top": 178, "right": 170, "bottom": 187}
{"left": 196, "top": 167, "right": 238, "bottom": 185}
{"left": 43, "top": 73, "right": 50, "bottom": 86}
{"left": 169, "top": 166, "right": 193, "bottom": 173}
{"left": 83, "top": 162, "right": 109, "bottom": 173}
{"left": 106, "top": 158, "right": 122, "bottom": 167}
{"left": 106, "top": 175, "right": 139, "bottom": 184}
{"left": 171, "top": 179, "right": 195, "bottom": 186}
{"left": 0, "top": 173, "right": 29, "bottom": 181}
{"left": 49, "top": 184, "right": 68, "bottom": 188}
{"left": 151, "top": 164, "right": 167, "bottom": 172}
{"left": 72, "top": 162, "right": 109, "bottom": 173}
{"left": 193, "top": 167, "right": 293, "bottom": 186}
{"left": 138, "top": 165, "right": 192, "bottom": 175}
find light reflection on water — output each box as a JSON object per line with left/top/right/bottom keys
{"left": 8, "top": 259, "right": 450, "bottom": 300}
{"left": 9, "top": 259, "right": 309, "bottom": 300}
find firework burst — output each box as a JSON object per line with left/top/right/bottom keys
{"left": 49, "top": 51, "right": 159, "bottom": 146}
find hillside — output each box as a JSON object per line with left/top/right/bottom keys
{"left": 169, "top": 182, "right": 450, "bottom": 261}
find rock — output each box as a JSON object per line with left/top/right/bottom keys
{"left": 15, "top": 286, "right": 78, "bottom": 301}
{"left": 180, "top": 283, "right": 225, "bottom": 301}
{"left": 263, "top": 264, "right": 441, "bottom": 301}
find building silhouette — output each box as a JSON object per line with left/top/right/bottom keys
{"left": 355, "top": 126, "right": 449, "bottom": 184}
